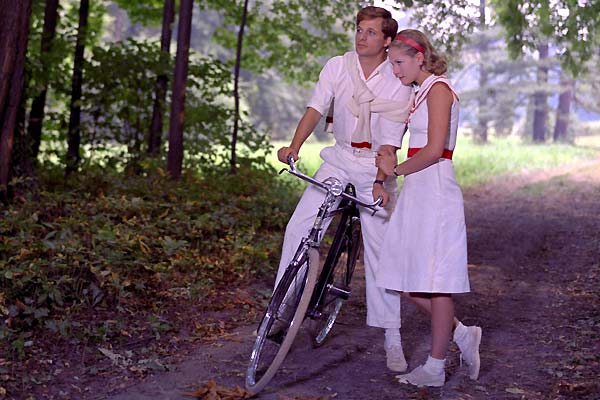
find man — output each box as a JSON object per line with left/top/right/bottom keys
{"left": 276, "top": 6, "right": 413, "bottom": 372}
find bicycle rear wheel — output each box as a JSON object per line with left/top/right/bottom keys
{"left": 309, "top": 215, "right": 362, "bottom": 347}
{"left": 246, "top": 247, "right": 319, "bottom": 393}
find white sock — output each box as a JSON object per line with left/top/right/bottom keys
{"left": 384, "top": 328, "right": 401, "bottom": 349}
{"left": 423, "top": 355, "right": 445, "bottom": 375}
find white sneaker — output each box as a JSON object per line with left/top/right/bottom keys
{"left": 386, "top": 345, "right": 408, "bottom": 372}
{"left": 395, "top": 365, "right": 444, "bottom": 387}
{"left": 456, "top": 325, "right": 482, "bottom": 380}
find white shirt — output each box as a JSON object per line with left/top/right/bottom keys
{"left": 307, "top": 51, "right": 413, "bottom": 150}
{"left": 408, "top": 74, "right": 459, "bottom": 150}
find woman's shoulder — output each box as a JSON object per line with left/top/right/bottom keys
{"left": 423, "top": 75, "right": 458, "bottom": 101}
{"left": 429, "top": 79, "right": 458, "bottom": 104}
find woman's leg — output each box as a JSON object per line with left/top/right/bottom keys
{"left": 430, "top": 294, "right": 454, "bottom": 359}
{"left": 401, "top": 292, "right": 460, "bottom": 330}
{"left": 399, "top": 292, "right": 482, "bottom": 381}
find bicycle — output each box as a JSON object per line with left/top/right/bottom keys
{"left": 246, "top": 157, "right": 382, "bottom": 393}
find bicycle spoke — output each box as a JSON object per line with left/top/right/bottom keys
{"left": 246, "top": 249, "right": 319, "bottom": 392}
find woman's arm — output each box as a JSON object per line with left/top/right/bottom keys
{"left": 377, "top": 82, "right": 454, "bottom": 177}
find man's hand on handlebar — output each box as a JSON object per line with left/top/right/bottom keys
{"left": 372, "top": 184, "right": 389, "bottom": 207}
{"left": 277, "top": 146, "right": 299, "bottom": 164}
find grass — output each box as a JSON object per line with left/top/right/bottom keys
{"left": 270, "top": 133, "right": 600, "bottom": 188}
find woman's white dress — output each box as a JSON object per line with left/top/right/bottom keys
{"left": 376, "top": 74, "right": 470, "bottom": 293}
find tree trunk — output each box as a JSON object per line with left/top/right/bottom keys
{"left": 65, "top": 0, "right": 89, "bottom": 176}
{"left": 475, "top": 0, "right": 488, "bottom": 144}
{"left": 166, "top": 0, "right": 194, "bottom": 179}
{"left": 553, "top": 71, "right": 574, "bottom": 143}
{"left": 148, "top": 0, "right": 175, "bottom": 156}
{"left": 0, "top": 0, "right": 33, "bottom": 204}
{"left": 12, "top": 76, "right": 37, "bottom": 180}
{"left": 493, "top": 94, "right": 514, "bottom": 137}
{"left": 28, "top": 0, "right": 60, "bottom": 161}
{"left": 532, "top": 42, "right": 549, "bottom": 143}
{"left": 230, "top": 0, "right": 250, "bottom": 175}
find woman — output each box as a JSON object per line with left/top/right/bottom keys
{"left": 375, "top": 29, "right": 482, "bottom": 387}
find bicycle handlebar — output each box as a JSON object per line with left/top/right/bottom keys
{"left": 280, "top": 156, "right": 383, "bottom": 212}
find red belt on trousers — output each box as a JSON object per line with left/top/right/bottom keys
{"left": 351, "top": 141, "right": 372, "bottom": 149}
{"left": 407, "top": 147, "right": 453, "bottom": 160}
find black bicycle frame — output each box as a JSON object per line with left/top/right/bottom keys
{"left": 306, "top": 183, "right": 360, "bottom": 317}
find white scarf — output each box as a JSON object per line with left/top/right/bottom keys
{"left": 344, "top": 51, "right": 414, "bottom": 144}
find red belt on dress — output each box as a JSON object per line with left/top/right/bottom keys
{"left": 351, "top": 141, "right": 372, "bottom": 149}
{"left": 407, "top": 147, "right": 453, "bottom": 160}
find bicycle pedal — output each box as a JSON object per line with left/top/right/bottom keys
{"left": 327, "top": 284, "right": 351, "bottom": 300}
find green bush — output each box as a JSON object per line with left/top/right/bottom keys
{"left": 0, "top": 164, "right": 298, "bottom": 343}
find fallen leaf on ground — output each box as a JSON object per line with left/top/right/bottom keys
{"left": 182, "top": 380, "right": 255, "bottom": 399}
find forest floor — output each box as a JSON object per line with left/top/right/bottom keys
{"left": 10, "top": 158, "right": 600, "bottom": 400}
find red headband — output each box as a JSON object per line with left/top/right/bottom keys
{"left": 394, "top": 34, "right": 425, "bottom": 54}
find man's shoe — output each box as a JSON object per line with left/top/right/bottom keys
{"left": 386, "top": 345, "right": 408, "bottom": 372}
{"left": 395, "top": 365, "right": 444, "bottom": 387}
{"left": 456, "top": 325, "right": 482, "bottom": 380}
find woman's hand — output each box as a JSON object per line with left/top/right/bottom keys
{"left": 372, "top": 183, "right": 390, "bottom": 207}
{"left": 375, "top": 152, "right": 398, "bottom": 177}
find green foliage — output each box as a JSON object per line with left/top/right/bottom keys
{"left": 572, "top": 54, "right": 600, "bottom": 115}
{"left": 81, "top": 39, "right": 171, "bottom": 166}
{"left": 205, "top": 0, "right": 358, "bottom": 84}
{"left": 408, "top": 0, "right": 481, "bottom": 63}
{"left": 41, "top": 38, "right": 272, "bottom": 171}
{"left": 112, "top": 0, "right": 168, "bottom": 26}
{"left": 0, "top": 164, "right": 299, "bottom": 348}
{"left": 183, "top": 56, "right": 272, "bottom": 171}
{"left": 490, "top": 0, "right": 600, "bottom": 76}
{"left": 23, "top": 0, "right": 108, "bottom": 171}
{"left": 26, "top": 0, "right": 106, "bottom": 106}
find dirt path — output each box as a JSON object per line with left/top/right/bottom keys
{"left": 99, "top": 161, "right": 600, "bottom": 400}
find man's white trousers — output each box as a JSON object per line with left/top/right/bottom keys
{"left": 274, "top": 145, "right": 401, "bottom": 329}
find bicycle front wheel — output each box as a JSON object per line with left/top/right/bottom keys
{"left": 309, "top": 216, "right": 361, "bottom": 347}
{"left": 246, "top": 247, "right": 319, "bottom": 393}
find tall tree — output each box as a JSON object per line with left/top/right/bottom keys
{"left": 229, "top": 0, "right": 249, "bottom": 175}
{"left": 27, "top": 0, "right": 60, "bottom": 161}
{"left": 0, "top": 0, "right": 33, "bottom": 203}
{"left": 532, "top": 42, "right": 549, "bottom": 143}
{"left": 148, "top": 0, "right": 175, "bottom": 156}
{"left": 65, "top": 0, "right": 89, "bottom": 176}
{"left": 167, "top": 0, "right": 193, "bottom": 179}
{"left": 12, "top": 75, "right": 36, "bottom": 180}
{"left": 553, "top": 70, "right": 574, "bottom": 143}
{"left": 475, "top": 0, "right": 488, "bottom": 143}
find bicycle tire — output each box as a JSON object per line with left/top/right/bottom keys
{"left": 309, "top": 215, "right": 362, "bottom": 347}
{"left": 246, "top": 247, "right": 319, "bottom": 393}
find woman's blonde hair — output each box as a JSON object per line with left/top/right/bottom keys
{"left": 390, "top": 29, "right": 447, "bottom": 75}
